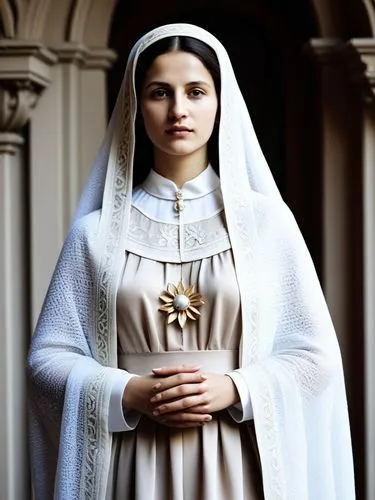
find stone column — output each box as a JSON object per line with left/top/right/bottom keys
{"left": 0, "top": 40, "right": 56, "bottom": 500}
{"left": 308, "top": 38, "right": 365, "bottom": 498}
{"left": 350, "top": 38, "right": 375, "bottom": 500}
{"left": 30, "top": 43, "right": 116, "bottom": 325}
{"left": 79, "top": 48, "right": 116, "bottom": 188}
{"left": 307, "top": 40, "right": 354, "bottom": 352}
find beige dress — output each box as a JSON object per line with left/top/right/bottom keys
{"left": 106, "top": 168, "right": 264, "bottom": 499}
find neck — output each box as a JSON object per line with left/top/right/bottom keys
{"left": 153, "top": 150, "right": 208, "bottom": 188}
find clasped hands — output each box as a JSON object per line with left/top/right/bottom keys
{"left": 123, "top": 364, "right": 239, "bottom": 428}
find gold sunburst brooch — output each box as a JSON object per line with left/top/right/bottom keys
{"left": 159, "top": 281, "right": 205, "bottom": 329}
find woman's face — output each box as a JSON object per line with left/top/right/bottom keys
{"left": 140, "top": 51, "right": 218, "bottom": 164}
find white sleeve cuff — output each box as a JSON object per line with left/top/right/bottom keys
{"left": 225, "top": 370, "right": 253, "bottom": 422}
{"left": 108, "top": 371, "right": 142, "bottom": 432}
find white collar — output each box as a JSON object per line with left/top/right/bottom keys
{"left": 141, "top": 164, "right": 220, "bottom": 201}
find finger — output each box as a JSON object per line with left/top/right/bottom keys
{"left": 152, "top": 364, "right": 201, "bottom": 376}
{"left": 161, "top": 421, "right": 208, "bottom": 428}
{"left": 153, "top": 395, "right": 208, "bottom": 415}
{"left": 152, "top": 372, "right": 207, "bottom": 393}
{"left": 161, "top": 412, "right": 212, "bottom": 423}
{"left": 179, "top": 404, "right": 211, "bottom": 414}
{"left": 150, "top": 382, "right": 205, "bottom": 404}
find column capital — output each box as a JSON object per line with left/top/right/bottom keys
{"left": 0, "top": 132, "right": 24, "bottom": 155}
{"left": 306, "top": 38, "right": 348, "bottom": 65}
{"left": 52, "top": 42, "right": 117, "bottom": 69}
{"left": 348, "top": 39, "right": 375, "bottom": 105}
{"left": 306, "top": 37, "right": 375, "bottom": 106}
{"left": 52, "top": 42, "right": 88, "bottom": 64}
{"left": 84, "top": 48, "right": 117, "bottom": 70}
{"left": 306, "top": 38, "right": 365, "bottom": 75}
{"left": 0, "top": 40, "right": 57, "bottom": 88}
{"left": 0, "top": 40, "right": 57, "bottom": 152}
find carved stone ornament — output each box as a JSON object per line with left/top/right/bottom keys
{"left": 0, "top": 41, "right": 56, "bottom": 154}
{"left": 307, "top": 37, "right": 375, "bottom": 106}
{"left": 0, "top": 80, "right": 39, "bottom": 132}
{"left": 348, "top": 39, "right": 375, "bottom": 105}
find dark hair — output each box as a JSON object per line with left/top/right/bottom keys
{"left": 132, "top": 36, "right": 221, "bottom": 186}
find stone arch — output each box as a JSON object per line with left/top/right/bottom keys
{"left": 76, "top": 0, "right": 118, "bottom": 46}
{"left": 40, "top": 0, "right": 118, "bottom": 46}
{"left": 0, "top": 0, "right": 119, "bottom": 47}
{"left": 312, "top": 0, "right": 372, "bottom": 37}
{"left": 1, "top": 0, "right": 52, "bottom": 39}
{"left": 362, "top": 0, "right": 375, "bottom": 35}
{"left": 2, "top": 0, "right": 373, "bottom": 53}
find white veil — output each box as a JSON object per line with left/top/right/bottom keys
{"left": 74, "top": 22, "right": 283, "bottom": 369}
{"left": 28, "top": 23, "right": 355, "bottom": 499}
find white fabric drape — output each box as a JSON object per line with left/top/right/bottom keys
{"left": 28, "top": 23, "right": 355, "bottom": 499}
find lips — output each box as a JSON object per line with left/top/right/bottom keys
{"left": 166, "top": 126, "right": 192, "bottom": 135}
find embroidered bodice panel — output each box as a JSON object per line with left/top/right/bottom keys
{"left": 126, "top": 206, "right": 231, "bottom": 262}
{"left": 127, "top": 165, "right": 231, "bottom": 262}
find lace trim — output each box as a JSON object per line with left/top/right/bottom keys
{"left": 257, "top": 375, "right": 285, "bottom": 499}
{"left": 126, "top": 206, "right": 231, "bottom": 262}
{"left": 81, "top": 372, "right": 107, "bottom": 500}
{"left": 84, "top": 60, "right": 134, "bottom": 499}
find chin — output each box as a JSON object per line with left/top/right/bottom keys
{"left": 167, "top": 142, "right": 207, "bottom": 157}
{"left": 161, "top": 147, "right": 198, "bottom": 157}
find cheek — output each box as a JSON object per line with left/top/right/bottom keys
{"left": 141, "top": 110, "right": 161, "bottom": 142}
{"left": 141, "top": 102, "right": 162, "bottom": 125}
{"left": 201, "top": 103, "right": 218, "bottom": 132}
{"left": 141, "top": 108, "right": 153, "bottom": 128}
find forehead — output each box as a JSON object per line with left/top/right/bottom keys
{"left": 142, "top": 51, "right": 214, "bottom": 85}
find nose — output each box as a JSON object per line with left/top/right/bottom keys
{"left": 169, "top": 93, "right": 188, "bottom": 120}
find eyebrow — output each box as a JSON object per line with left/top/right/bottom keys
{"left": 144, "top": 80, "right": 212, "bottom": 89}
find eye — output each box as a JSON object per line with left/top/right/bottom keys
{"left": 150, "top": 88, "right": 169, "bottom": 99}
{"left": 189, "top": 88, "right": 205, "bottom": 98}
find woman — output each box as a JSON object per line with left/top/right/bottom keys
{"left": 27, "top": 23, "right": 355, "bottom": 499}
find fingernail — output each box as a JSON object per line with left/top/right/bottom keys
{"left": 200, "top": 374, "right": 208, "bottom": 380}
{"left": 150, "top": 395, "right": 159, "bottom": 403}
{"left": 204, "top": 416, "right": 212, "bottom": 421}
{"left": 153, "top": 410, "right": 159, "bottom": 416}
{"left": 153, "top": 383, "right": 161, "bottom": 391}
{"left": 153, "top": 367, "right": 163, "bottom": 371}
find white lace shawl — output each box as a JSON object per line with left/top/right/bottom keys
{"left": 27, "top": 23, "right": 355, "bottom": 499}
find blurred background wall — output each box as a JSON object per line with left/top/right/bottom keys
{"left": 0, "top": 0, "right": 374, "bottom": 498}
